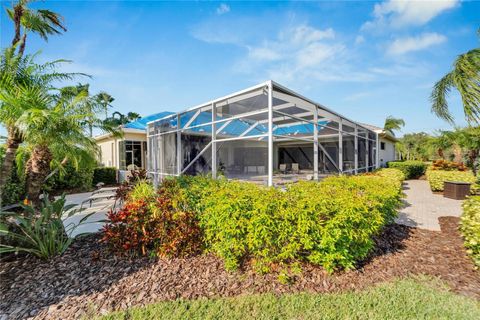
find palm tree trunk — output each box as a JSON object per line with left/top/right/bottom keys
{"left": 0, "top": 127, "right": 22, "bottom": 207}
{"left": 11, "top": 4, "right": 23, "bottom": 46}
{"left": 18, "top": 33, "right": 27, "bottom": 57}
{"left": 25, "top": 144, "right": 53, "bottom": 205}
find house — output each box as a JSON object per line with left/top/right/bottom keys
{"left": 95, "top": 81, "right": 398, "bottom": 185}
{"left": 360, "top": 123, "right": 398, "bottom": 167}
{"left": 94, "top": 112, "right": 173, "bottom": 179}
{"left": 146, "top": 80, "right": 398, "bottom": 187}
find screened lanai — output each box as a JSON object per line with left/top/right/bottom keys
{"left": 147, "top": 81, "right": 378, "bottom": 187}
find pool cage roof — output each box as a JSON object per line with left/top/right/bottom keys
{"left": 147, "top": 80, "right": 378, "bottom": 187}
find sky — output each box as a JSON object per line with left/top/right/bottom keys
{"left": 0, "top": 0, "right": 479, "bottom": 137}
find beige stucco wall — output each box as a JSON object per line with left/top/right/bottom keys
{"left": 95, "top": 131, "right": 147, "bottom": 169}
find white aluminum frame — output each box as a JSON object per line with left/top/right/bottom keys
{"left": 146, "top": 80, "right": 378, "bottom": 187}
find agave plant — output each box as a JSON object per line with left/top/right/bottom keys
{"left": 0, "top": 194, "right": 97, "bottom": 259}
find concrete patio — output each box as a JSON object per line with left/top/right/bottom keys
{"left": 396, "top": 180, "right": 463, "bottom": 231}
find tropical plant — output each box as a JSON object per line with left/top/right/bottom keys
{"left": 0, "top": 48, "right": 77, "bottom": 206}
{"left": 96, "top": 91, "right": 115, "bottom": 119}
{"left": 396, "top": 132, "right": 433, "bottom": 161}
{"left": 104, "top": 111, "right": 141, "bottom": 127}
{"left": 6, "top": 0, "right": 67, "bottom": 57}
{"left": 383, "top": 116, "right": 405, "bottom": 136}
{"left": 431, "top": 29, "right": 480, "bottom": 124}
{"left": 429, "top": 130, "right": 455, "bottom": 159}
{"left": 453, "top": 126, "right": 480, "bottom": 176}
{"left": 0, "top": 194, "right": 94, "bottom": 259}
{"left": 426, "top": 168, "right": 477, "bottom": 192}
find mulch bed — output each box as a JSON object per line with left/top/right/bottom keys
{"left": 1, "top": 217, "right": 479, "bottom": 319}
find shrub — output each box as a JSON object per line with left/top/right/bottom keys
{"left": 373, "top": 168, "right": 405, "bottom": 184}
{"left": 430, "top": 159, "right": 467, "bottom": 171}
{"left": 387, "top": 161, "right": 427, "bottom": 179}
{"left": 93, "top": 167, "right": 117, "bottom": 186}
{"left": 102, "top": 179, "right": 202, "bottom": 257}
{"left": 426, "top": 169, "right": 477, "bottom": 192}
{"left": 198, "top": 175, "right": 402, "bottom": 272}
{"left": 44, "top": 164, "right": 94, "bottom": 193}
{"left": 0, "top": 194, "right": 94, "bottom": 259}
{"left": 460, "top": 196, "right": 480, "bottom": 268}
{"left": 115, "top": 169, "right": 148, "bottom": 201}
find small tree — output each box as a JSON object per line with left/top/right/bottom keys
{"left": 454, "top": 127, "right": 480, "bottom": 176}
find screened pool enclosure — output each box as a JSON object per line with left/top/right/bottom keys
{"left": 147, "top": 81, "right": 378, "bottom": 187}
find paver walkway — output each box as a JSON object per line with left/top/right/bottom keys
{"left": 396, "top": 179, "right": 463, "bottom": 231}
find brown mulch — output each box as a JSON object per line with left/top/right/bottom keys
{"left": 1, "top": 217, "right": 479, "bottom": 319}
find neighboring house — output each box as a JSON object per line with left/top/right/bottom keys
{"left": 94, "top": 112, "right": 173, "bottom": 178}
{"left": 360, "top": 123, "right": 398, "bottom": 167}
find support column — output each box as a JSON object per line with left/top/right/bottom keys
{"left": 176, "top": 115, "right": 182, "bottom": 175}
{"left": 267, "top": 81, "right": 274, "bottom": 187}
{"left": 212, "top": 103, "right": 217, "bottom": 179}
{"left": 313, "top": 106, "right": 319, "bottom": 181}
{"left": 375, "top": 132, "right": 380, "bottom": 169}
{"left": 366, "top": 134, "right": 369, "bottom": 171}
{"left": 338, "top": 119, "right": 343, "bottom": 174}
{"left": 354, "top": 125, "right": 358, "bottom": 174}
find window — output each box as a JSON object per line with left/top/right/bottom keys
{"left": 381, "top": 142, "right": 385, "bottom": 150}
{"left": 119, "top": 140, "right": 143, "bottom": 170}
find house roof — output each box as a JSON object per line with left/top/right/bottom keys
{"left": 123, "top": 111, "right": 175, "bottom": 130}
{"left": 359, "top": 123, "right": 398, "bottom": 143}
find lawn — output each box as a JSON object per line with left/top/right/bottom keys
{"left": 101, "top": 277, "right": 480, "bottom": 320}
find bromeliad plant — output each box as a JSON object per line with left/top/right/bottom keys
{"left": 0, "top": 194, "right": 95, "bottom": 259}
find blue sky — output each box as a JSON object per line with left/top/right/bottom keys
{"left": 1, "top": 0, "right": 479, "bottom": 137}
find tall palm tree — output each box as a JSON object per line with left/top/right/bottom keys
{"left": 383, "top": 116, "right": 405, "bottom": 136}
{"left": 95, "top": 91, "right": 115, "bottom": 119}
{"left": 7, "top": 0, "right": 67, "bottom": 56}
{"left": 431, "top": 29, "right": 480, "bottom": 124}
{"left": 0, "top": 48, "right": 76, "bottom": 206}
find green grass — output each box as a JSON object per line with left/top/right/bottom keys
{"left": 100, "top": 277, "right": 480, "bottom": 320}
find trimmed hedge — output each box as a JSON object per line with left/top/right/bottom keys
{"left": 460, "top": 196, "right": 480, "bottom": 268}
{"left": 426, "top": 169, "right": 477, "bottom": 192}
{"left": 192, "top": 175, "right": 401, "bottom": 273}
{"left": 93, "top": 167, "right": 117, "bottom": 186}
{"left": 387, "top": 161, "right": 427, "bottom": 179}
{"left": 373, "top": 168, "right": 405, "bottom": 183}
{"left": 104, "top": 174, "right": 403, "bottom": 273}
{"left": 43, "top": 164, "right": 94, "bottom": 193}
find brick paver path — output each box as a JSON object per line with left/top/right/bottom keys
{"left": 395, "top": 180, "right": 463, "bottom": 231}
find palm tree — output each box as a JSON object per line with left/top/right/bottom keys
{"left": 383, "top": 116, "right": 405, "bottom": 136}
{"left": 96, "top": 91, "right": 115, "bottom": 119}
{"left": 15, "top": 92, "right": 100, "bottom": 203}
{"left": 431, "top": 29, "right": 480, "bottom": 124}
{"left": 452, "top": 126, "right": 480, "bottom": 176}
{"left": 429, "top": 130, "right": 454, "bottom": 159}
{"left": 0, "top": 48, "right": 76, "bottom": 206}
{"left": 6, "top": 0, "right": 67, "bottom": 56}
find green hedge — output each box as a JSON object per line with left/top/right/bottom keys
{"left": 387, "top": 161, "right": 427, "bottom": 179}
{"left": 460, "top": 196, "right": 480, "bottom": 268}
{"left": 373, "top": 168, "right": 405, "bottom": 183}
{"left": 43, "top": 164, "right": 94, "bottom": 193}
{"left": 178, "top": 175, "right": 402, "bottom": 273}
{"left": 426, "top": 169, "right": 477, "bottom": 192}
{"left": 93, "top": 167, "right": 117, "bottom": 186}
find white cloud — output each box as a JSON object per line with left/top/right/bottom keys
{"left": 387, "top": 32, "right": 446, "bottom": 55}
{"left": 362, "top": 0, "right": 458, "bottom": 30}
{"left": 355, "top": 35, "right": 365, "bottom": 45}
{"left": 216, "top": 3, "right": 230, "bottom": 15}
